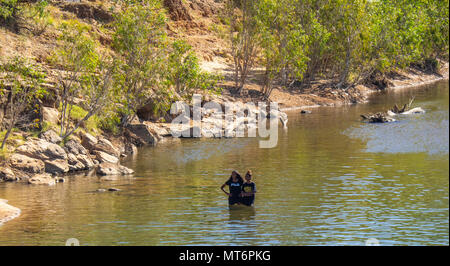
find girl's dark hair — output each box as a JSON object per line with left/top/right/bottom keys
{"left": 246, "top": 170, "right": 252, "bottom": 177}
{"left": 228, "top": 171, "right": 243, "bottom": 183}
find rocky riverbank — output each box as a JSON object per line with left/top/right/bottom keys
{"left": 0, "top": 93, "right": 288, "bottom": 184}
{"left": 0, "top": 131, "right": 136, "bottom": 185}
{"left": 270, "top": 61, "right": 450, "bottom": 111}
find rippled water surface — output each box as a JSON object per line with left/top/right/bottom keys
{"left": 0, "top": 81, "right": 448, "bottom": 245}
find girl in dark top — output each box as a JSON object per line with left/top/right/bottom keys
{"left": 241, "top": 170, "right": 257, "bottom": 206}
{"left": 221, "top": 170, "right": 244, "bottom": 205}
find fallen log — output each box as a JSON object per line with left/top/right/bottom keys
{"left": 361, "top": 112, "right": 396, "bottom": 123}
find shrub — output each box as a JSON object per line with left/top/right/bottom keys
{"left": 0, "top": 0, "right": 19, "bottom": 22}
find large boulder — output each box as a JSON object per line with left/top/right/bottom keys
{"left": 64, "top": 139, "right": 95, "bottom": 170}
{"left": 65, "top": 139, "right": 89, "bottom": 156}
{"left": 81, "top": 132, "right": 98, "bottom": 151}
{"left": 44, "top": 159, "right": 69, "bottom": 174}
{"left": 93, "top": 138, "right": 120, "bottom": 157}
{"left": 125, "top": 124, "right": 160, "bottom": 146}
{"left": 76, "top": 154, "right": 95, "bottom": 169}
{"left": 96, "top": 162, "right": 134, "bottom": 176}
{"left": 67, "top": 153, "right": 86, "bottom": 172}
{"left": 93, "top": 150, "right": 119, "bottom": 164}
{"left": 16, "top": 139, "right": 67, "bottom": 161}
{"left": 41, "top": 107, "right": 59, "bottom": 125}
{"left": 39, "top": 130, "right": 62, "bottom": 144}
{"left": 28, "top": 173, "right": 56, "bottom": 186}
{"left": 0, "top": 167, "right": 16, "bottom": 182}
{"left": 9, "top": 154, "right": 45, "bottom": 174}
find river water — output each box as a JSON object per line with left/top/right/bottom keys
{"left": 0, "top": 81, "right": 448, "bottom": 246}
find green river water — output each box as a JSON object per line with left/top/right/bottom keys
{"left": 0, "top": 80, "right": 448, "bottom": 245}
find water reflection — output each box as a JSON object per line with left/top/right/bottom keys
{"left": 228, "top": 206, "right": 256, "bottom": 221}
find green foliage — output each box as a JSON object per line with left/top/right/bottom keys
{"left": 67, "top": 104, "right": 88, "bottom": 122}
{"left": 98, "top": 112, "right": 121, "bottom": 135}
{"left": 223, "top": 0, "right": 449, "bottom": 95}
{"left": 56, "top": 20, "right": 99, "bottom": 73}
{"left": 0, "top": 56, "right": 46, "bottom": 148}
{"left": 112, "top": 0, "right": 169, "bottom": 125}
{"left": 113, "top": 1, "right": 220, "bottom": 123}
{"left": 256, "top": 0, "right": 310, "bottom": 97}
{"left": 52, "top": 20, "right": 117, "bottom": 139}
{"left": 167, "top": 40, "right": 221, "bottom": 97}
{"left": 0, "top": 0, "right": 18, "bottom": 21}
{"left": 1, "top": 0, "right": 52, "bottom": 32}
{"left": 225, "top": 0, "right": 260, "bottom": 93}
{"left": 0, "top": 56, "right": 46, "bottom": 97}
{"left": 21, "top": 0, "right": 52, "bottom": 35}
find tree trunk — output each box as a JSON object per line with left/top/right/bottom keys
{"left": 1, "top": 117, "right": 15, "bottom": 149}
{"left": 62, "top": 111, "right": 94, "bottom": 140}
{"left": 338, "top": 38, "right": 351, "bottom": 88}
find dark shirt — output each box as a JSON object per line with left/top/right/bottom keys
{"left": 225, "top": 179, "right": 243, "bottom": 197}
{"left": 241, "top": 182, "right": 256, "bottom": 206}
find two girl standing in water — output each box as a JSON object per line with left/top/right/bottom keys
{"left": 220, "top": 170, "right": 257, "bottom": 206}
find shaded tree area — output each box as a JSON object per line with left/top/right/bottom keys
{"left": 224, "top": 0, "right": 449, "bottom": 98}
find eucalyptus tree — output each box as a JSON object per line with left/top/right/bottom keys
{"left": 225, "top": 0, "right": 260, "bottom": 95}
{"left": 0, "top": 56, "right": 46, "bottom": 148}
{"left": 256, "top": 0, "right": 310, "bottom": 99}
{"left": 53, "top": 20, "right": 117, "bottom": 140}
{"left": 112, "top": 0, "right": 170, "bottom": 126}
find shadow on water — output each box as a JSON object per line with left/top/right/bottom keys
{"left": 228, "top": 205, "right": 256, "bottom": 221}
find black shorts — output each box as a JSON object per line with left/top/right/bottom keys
{"left": 228, "top": 196, "right": 241, "bottom": 205}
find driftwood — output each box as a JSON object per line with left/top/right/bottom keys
{"left": 390, "top": 97, "right": 415, "bottom": 114}
{"left": 361, "top": 96, "right": 424, "bottom": 123}
{"left": 361, "top": 112, "right": 396, "bottom": 123}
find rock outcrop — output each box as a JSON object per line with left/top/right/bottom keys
{"left": 126, "top": 124, "right": 160, "bottom": 146}
{"left": 28, "top": 173, "right": 56, "bottom": 185}
{"left": 81, "top": 132, "right": 98, "bottom": 151}
{"left": 64, "top": 139, "right": 95, "bottom": 171}
{"left": 16, "top": 138, "right": 68, "bottom": 161}
{"left": 9, "top": 153, "right": 45, "bottom": 174}
{"left": 60, "top": 2, "right": 114, "bottom": 23}
{"left": 0, "top": 167, "right": 16, "bottom": 182}
{"left": 39, "top": 130, "right": 63, "bottom": 144}
{"left": 94, "top": 150, "right": 119, "bottom": 164}
{"left": 15, "top": 138, "right": 69, "bottom": 174}
{"left": 163, "top": 0, "right": 192, "bottom": 21}
{"left": 96, "top": 162, "right": 134, "bottom": 176}
{"left": 92, "top": 138, "right": 120, "bottom": 157}
{"left": 41, "top": 107, "right": 59, "bottom": 125}
{"left": 4, "top": 128, "right": 133, "bottom": 183}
